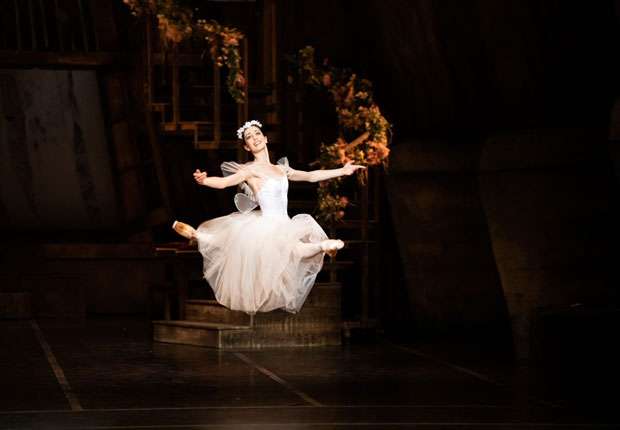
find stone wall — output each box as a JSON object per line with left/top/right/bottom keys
{"left": 386, "top": 138, "right": 509, "bottom": 337}
{"left": 479, "top": 128, "right": 619, "bottom": 359}
{"left": 0, "top": 69, "right": 120, "bottom": 231}
{"left": 386, "top": 128, "right": 620, "bottom": 358}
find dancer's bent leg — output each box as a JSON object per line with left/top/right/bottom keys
{"left": 295, "top": 242, "right": 322, "bottom": 259}
{"left": 295, "top": 239, "right": 344, "bottom": 259}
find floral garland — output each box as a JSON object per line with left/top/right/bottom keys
{"left": 122, "top": 0, "right": 246, "bottom": 103}
{"left": 295, "top": 46, "right": 391, "bottom": 224}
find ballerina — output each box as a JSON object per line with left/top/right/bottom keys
{"left": 172, "top": 120, "right": 365, "bottom": 314}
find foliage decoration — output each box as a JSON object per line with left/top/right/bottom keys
{"left": 294, "top": 46, "right": 392, "bottom": 224}
{"left": 122, "top": 0, "right": 246, "bottom": 103}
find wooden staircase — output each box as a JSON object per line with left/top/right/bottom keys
{"left": 152, "top": 282, "right": 342, "bottom": 349}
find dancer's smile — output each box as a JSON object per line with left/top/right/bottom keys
{"left": 243, "top": 127, "right": 266, "bottom": 150}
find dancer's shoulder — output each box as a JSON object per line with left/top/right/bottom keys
{"left": 220, "top": 160, "right": 251, "bottom": 176}
{"left": 276, "top": 157, "right": 293, "bottom": 176}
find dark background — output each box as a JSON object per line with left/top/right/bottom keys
{"left": 0, "top": 0, "right": 619, "bottom": 364}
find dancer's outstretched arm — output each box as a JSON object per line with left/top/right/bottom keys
{"left": 193, "top": 169, "right": 250, "bottom": 189}
{"left": 288, "top": 161, "right": 366, "bottom": 183}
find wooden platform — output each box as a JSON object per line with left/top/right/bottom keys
{"left": 153, "top": 282, "right": 342, "bottom": 349}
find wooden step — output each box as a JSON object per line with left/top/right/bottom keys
{"left": 154, "top": 282, "right": 343, "bottom": 349}
{"left": 153, "top": 319, "right": 341, "bottom": 349}
{"left": 185, "top": 301, "right": 341, "bottom": 327}
{"left": 185, "top": 299, "right": 252, "bottom": 325}
{"left": 225, "top": 330, "right": 341, "bottom": 349}
{"left": 251, "top": 312, "right": 341, "bottom": 334}
{"left": 152, "top": 320, "right": 252, "bottom": 348}
{"left": 153, "top": 320, "right": 342, "bottom": 349}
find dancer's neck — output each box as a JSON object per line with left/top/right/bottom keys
{"left": 251, "top": 150, "right": 271, "bottom": 165}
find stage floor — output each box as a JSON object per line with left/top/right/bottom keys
{"left": 0, "top": 317, "right": 615, "bottom": 429}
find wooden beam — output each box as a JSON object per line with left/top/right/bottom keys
{"left": 53, "top": 0, "right": 62, "bottom": 51}
{"left": 152, "top": 53, "right": 205, "bottom": 66}
{"left": 361, "top": 179, "right": 369, "bottom": 324}
{"left": 0, "top": 51, "right": 127, "bottom": 67}
{"left": 213, "top": 61, "right": 221, "bottom": 146}
{"left": 77, "top": 0, "right": 89, "bottom": 52}
{"left": 28, "top": 0, "right": 37, "bottom": 50}
{"left": 172, "top": 61, "right": 180, "bottom": 123}
{"left": 38, "top": 0, "right": 49, "bottom": 49}
{"left": 145, "top": 19, "right": 153, "bottom": 106}
{"left": 14, "top": 0, "right": 22, "bottom": 51}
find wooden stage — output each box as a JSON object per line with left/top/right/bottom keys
{"left": 0, "top": 317, "right": 616, "bottom": 429}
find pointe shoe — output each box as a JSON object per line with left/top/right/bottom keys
{"left": 172, "top": 220, "right": 196, "bottom": 240}
{"left": 321, "top": 239, "right": 344, "bottom": 258}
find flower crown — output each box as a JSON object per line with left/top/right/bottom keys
{"left": 236, "top": 120, "right": 262, "bottom": 140}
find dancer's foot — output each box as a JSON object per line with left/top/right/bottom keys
{"left": 320, "top": 239, "right": 344, "bottom": 258}
{"left": 172, "top": 220, "right": 197, "bottom": 240}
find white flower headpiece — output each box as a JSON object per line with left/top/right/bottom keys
{"left": 237, "top": 120, "right": 262, "bottom": 139}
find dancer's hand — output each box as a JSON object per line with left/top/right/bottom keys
{"left": 193, "top": 169, "right": 207, "bottom": 185}
{"left": 341, "top": 161, "right": 366, "bottom": 176}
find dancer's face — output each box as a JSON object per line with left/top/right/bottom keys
{"left": 243, "top": 126, "right": 267, "bottom": 153}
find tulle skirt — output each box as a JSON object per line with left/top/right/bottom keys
{"left": 195, "top": 211, "right": 328, "bottom": 314}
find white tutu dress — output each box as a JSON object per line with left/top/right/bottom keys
{"left": 195, "top": 157, "right": 328, "bottom": 314}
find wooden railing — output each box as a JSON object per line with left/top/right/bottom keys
{"left": 144, "top": 19, "right": 248, "bottom": 152}
{"left": 1, "top": 0, "right": 97, "bottom": 53}
{"left": 0, "top": 0, "right": 128, "bottom": 68}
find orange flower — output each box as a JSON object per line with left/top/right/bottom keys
{"left": 377, "top": 145, "right": 390, "bottom": 159}
{"left": 322, "top": 73, "right": 332, "bottom": 87}
{"left": 234, "top": 73, "right": 246, "bottom": 89}
{"left": 223, "top": 35, "right": 239, "bottom": 46}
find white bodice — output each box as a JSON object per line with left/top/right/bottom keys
{"left": 256, "top": 176, "right": 288, "bottom": 218}
{"left": 222, "top": 157, "right": 292, "bottom": 216}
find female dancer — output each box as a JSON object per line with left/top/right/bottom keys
{"left": 172, "top": 120, "right": 364, "bottom": 314}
